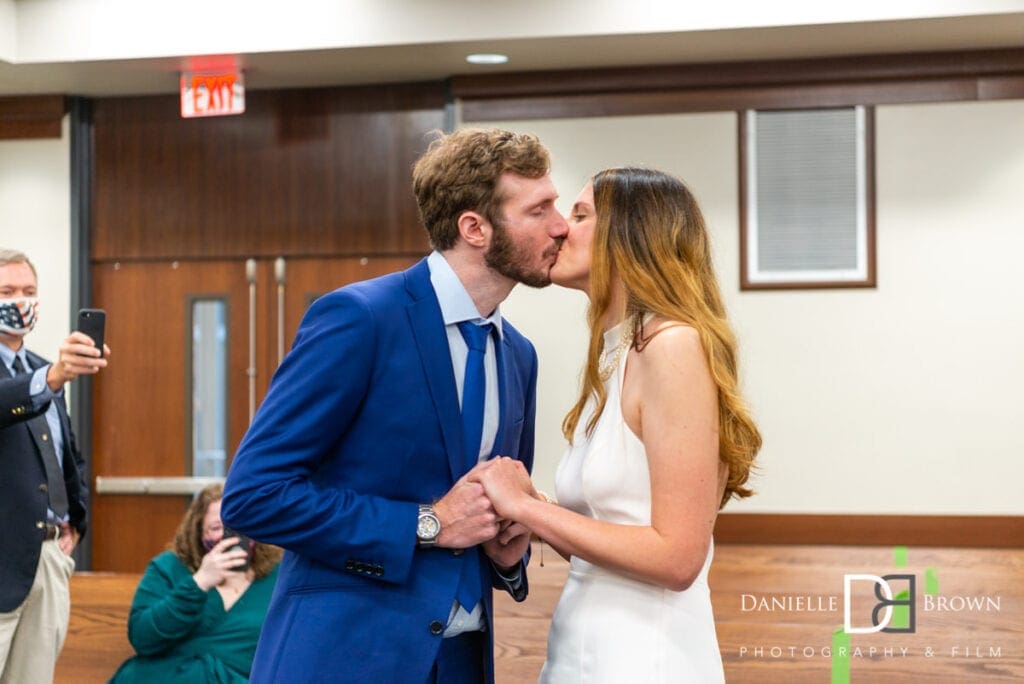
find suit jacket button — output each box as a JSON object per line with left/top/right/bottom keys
{"left": 374, "top": 566, "right": 384, "bottom": 576}
{"left": 35, "top": 521, "right": 45, "bottom": 529}
{"left": 39, "top": 484, "right": 48, "bottom": 493}
{"left": 429, "top": 621, "right": 443, "bottom": 635}
{"left": 345, "top": 560, "right": 354, "bottom": 570}
{"left": 453, "top": 548, "right": 464, "bottom": 556}
{"left": 355, "top": 562, "right": 366, "bottom": 573}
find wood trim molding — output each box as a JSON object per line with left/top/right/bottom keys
{"left": 0, "top": 95, "right": 66, "bottom": 139}
{"left": 714, "top": 514, "right": 1024, "bottom": 548}
{"left": 460, "top": 77, "right": 997, "bottom": 122}
{"left": 455, "top": 47, "right": 1024, "bottom": 121}
{"left": 453, "top": 47, "right": 1024, "bottom": 99}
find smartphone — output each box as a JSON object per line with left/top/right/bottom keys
{"left": 222, "top": 527, "right": 253, "bottom": 571}
{"left": 77, "top": 308, "right": 106, "bottom": 354}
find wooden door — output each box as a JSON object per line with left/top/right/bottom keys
{"left": 90, "top": 256, "right": 419, "bottom": 571}
{"left": 280, "top": 257, "right": 418, "bottom": 344}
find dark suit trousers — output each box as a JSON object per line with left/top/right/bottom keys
{"left": 427, "top": 631, "right": 486, "bottom": 684}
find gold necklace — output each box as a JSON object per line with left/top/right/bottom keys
{"left": 598, "top": 323, "right": 635, "bottom": 381}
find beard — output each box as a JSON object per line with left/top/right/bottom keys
{"left": 484, "top": 219, "right": 555, "bottom": 289}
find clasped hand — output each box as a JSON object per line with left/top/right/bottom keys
{"left": 432, "top": 458, "right": 540, "bottom": 571}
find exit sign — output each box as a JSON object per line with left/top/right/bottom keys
{"left": 180, "top": 72, "right": 245, "bottom": 118}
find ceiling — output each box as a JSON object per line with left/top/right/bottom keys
{"left": 2, "top": 12, "right": 1024, "bottom": 97}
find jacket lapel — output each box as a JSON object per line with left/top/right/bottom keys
{"left": 404, "top": 261, "right": 466, "bottom": 483}
{"left": 491, "top": 332, "right": 512, "bottom": 458}
{"left": 29, "top": 351, "right": 76, "bottom": 465}
{"left": 21, "top": 351, "right": 69, "bottom": 480}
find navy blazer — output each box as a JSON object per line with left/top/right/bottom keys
{"left": 222, "top": 259, "right": 538, "bottom": 683}
{"left": 0, "top": 349, "right": 88, "bottom": 612}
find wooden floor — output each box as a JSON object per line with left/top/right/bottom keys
{"left": 494, "top": 543, "right": 1024, "bottom": 683}
{"left": 58, "top": 543, "right": 1023, "bottom": 682}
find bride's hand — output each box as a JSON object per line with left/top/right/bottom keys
{"left": 470, "top": 457, "right": 536, "bottom": 519}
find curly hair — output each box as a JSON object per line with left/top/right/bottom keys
{"left": 562, "top": 167, "right": 762, "bottom": 508}
{"left": 412, "top": 128, "right": 550, "bottom": 250}
{"left": 171, "top": 483, "right": 281, "bottom": 579}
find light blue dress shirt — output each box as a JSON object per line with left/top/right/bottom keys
{"left": 427, "top": 251, "right": 501, "bottom": 636}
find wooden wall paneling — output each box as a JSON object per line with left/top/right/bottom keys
{"left": 0, "top": 95, "right": 66, "bottom": 139}
{"left": 714, "top": 514, "right": 1024, "bottom": 548}
{"left": 979, "top": 75, "right": 1024, "bottom": 99}
{"left": 92, "top": 82, "right": 444, "bottom": 261}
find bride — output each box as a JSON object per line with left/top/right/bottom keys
{"left": 472, "top": 167, "right": 761, "bottom": 682}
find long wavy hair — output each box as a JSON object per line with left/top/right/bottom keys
{"left": 172, "top": 483, "right": 281, "bottom": 579}
{"left": 562, "top": 167, "right": 761, "bottom": 506}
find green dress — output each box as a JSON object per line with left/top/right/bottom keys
{"left": 110, "top": 551, "right": 279, "bottom": 683}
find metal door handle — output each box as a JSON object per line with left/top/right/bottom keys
{"left": 96, "top": 476, "right": 224, "bottom": 495}
{"left": 275, "top": 257, "right": 286, "bottom": 367}
{"left": 245, "top": 258, "right": 257, "bottom": 424}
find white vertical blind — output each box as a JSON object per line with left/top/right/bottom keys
{"left": 746, "top": 106, "right": 868, "bottom": 284}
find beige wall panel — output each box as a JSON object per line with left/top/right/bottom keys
{"left": 0, "top": 115, "right": 71, "bottom": 385}
{"left": 471, "top": 99, "right": 1024, "bottom": 515}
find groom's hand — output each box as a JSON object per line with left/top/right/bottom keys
{"left": 482, "top": 521, "right": 531, "bottom": 570}
{"left": 433, "top": 461, "right": 501, "bottom": 549}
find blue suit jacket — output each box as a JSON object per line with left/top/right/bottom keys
{"left": 221, "top": 258, "right": 537, "bottom": 683}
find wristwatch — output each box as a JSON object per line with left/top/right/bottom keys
{"left": 417, "top": 504, "right": 441, "bottom": 547}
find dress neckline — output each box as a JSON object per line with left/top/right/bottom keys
{"left": 602, "top": 320, "right": 625, "bottom": 350}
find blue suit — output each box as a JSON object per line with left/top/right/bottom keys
{"left": 221, "top": 258, "right": 537, "bottom": 683}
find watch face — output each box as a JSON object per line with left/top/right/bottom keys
{"left": 417, "top": 514, "right": 440, "bottom": 540}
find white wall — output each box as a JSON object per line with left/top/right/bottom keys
{"left": 475, "top": 112, "right": 740, "bottom": 504}
{"left": 0, "top": 116, "right": 72, "bottom": 384}
{"left": 469, "top": 99, "right": 1024, "bottom": 515}
{"left": 0, "top": 0, "right": 15, "bottom": 62}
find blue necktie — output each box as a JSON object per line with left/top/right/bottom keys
{"left": 458, "top": 321, "right": 492, "bottom": 473}
{"left": 455, "top": 320, "right": 493, "bottom": 612}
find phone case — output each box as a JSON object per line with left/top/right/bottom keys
{"left": 77, "top": 309, "right": 106, "bottom": 351}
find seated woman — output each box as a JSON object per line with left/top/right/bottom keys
{"left": 111, "top": 483, "right": 281, "bottom": 683}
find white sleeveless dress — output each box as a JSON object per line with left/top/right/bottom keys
{"left": 539, "top": 322, "right": 725, "bottom": 683}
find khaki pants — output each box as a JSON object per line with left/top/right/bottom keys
{"left": 0, "top": 540, "right": 75, "bottom": 683}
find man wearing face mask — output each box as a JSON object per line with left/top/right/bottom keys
{"left": 0, "top": 248, "right": 110, "bottom": 683}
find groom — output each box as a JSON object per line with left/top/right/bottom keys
{"left": 222, "top": 128, "right": 567, "bottom": 683}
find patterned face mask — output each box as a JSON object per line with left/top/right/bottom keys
{"left": 0, "top": 298, "right": 38, "bottom": 336}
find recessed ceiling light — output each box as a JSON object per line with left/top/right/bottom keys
{"left": 466, "top": 53, "right": 509, "bottom": 65}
